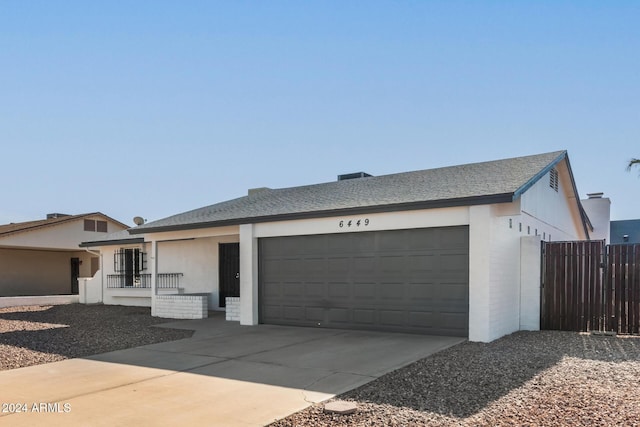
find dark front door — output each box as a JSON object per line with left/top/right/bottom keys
{"left": 219, "top": 243, "right": 240, "bottom": 307}
{"left": 70, "top": 258, "right": 80, "bottom": 294}
{"left": 124, "top": 249, "right": 135, "bottom": 287}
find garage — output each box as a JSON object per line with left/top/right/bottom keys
{"left": 259, "top": 226, "right": 469, "bottom": 336}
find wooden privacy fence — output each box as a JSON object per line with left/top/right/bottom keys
{"left": 541, "top": 241, "right": 640, "bottom": 334}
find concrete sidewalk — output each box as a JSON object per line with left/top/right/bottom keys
{"left": 0, "top": 314, "right": 464, "bottom": 426}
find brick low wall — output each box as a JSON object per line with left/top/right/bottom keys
{"left": 155, "top": 294, "right": 209, "bottom": 319}
{"left": 225, "top": 297, "right": 240, "bottom": 321}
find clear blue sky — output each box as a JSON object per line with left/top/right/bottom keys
{"left": 1, "top": 1, "right": 638, "bottom": 226}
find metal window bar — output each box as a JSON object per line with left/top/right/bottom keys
{"left": 106, "top": 274, "right": 152, "bottom": 288}
{"left": 157, "top": 273, "right": 183, "bottom": 289}
{"left": 114, "top": 249, "right": 147, "bottom": 273}
{"left": 106, "top": 273, "right": 182, "bottom": 289}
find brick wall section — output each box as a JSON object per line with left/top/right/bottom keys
{"left": 225, "top": 297, "right": 240, "bottom": 321}
{"left": 155, "top": 294, "right": 209, "bottom": 319}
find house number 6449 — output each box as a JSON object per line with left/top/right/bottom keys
{"left": 339, "top": 219, "right": 369, "bottom": 228}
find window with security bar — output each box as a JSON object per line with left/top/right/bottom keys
{"left": 114, "top": 248, "right": 147, "bottom": 287}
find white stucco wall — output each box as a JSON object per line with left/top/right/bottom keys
{"left": 240, "top": 224, "right": 259, "bottom": 325}
{"left": 468, "top": 204, "right": 531, "bottom": 342}
{"left": 99, "top": 244, "right": 152, "bottom": 307}
{"left": 478, "top": 170, "right": 586, "bottom": 342}
{"left": 474, "top": 160, "right": 587, "bottom": 341}
{"left": 79, "top": 272, "right": 103, "bottom": 304}
{"left": 252, "top": 207, "right": 470, "bottom": 238}
{"left": 468, "top": 205, "right": 492, "bottom": 341}
{"left": 156, "top": 235, "right": 240, "bottom": 309}
{"left": 487, "top": 208, "right": 523, "bottom": 341}
{"left": 520, "top": 161, "right": 586, "bottom": 241}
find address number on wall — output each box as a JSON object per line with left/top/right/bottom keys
{"left": 339, "top": 218, "right": 370, "bottom": 229}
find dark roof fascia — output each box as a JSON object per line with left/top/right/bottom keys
{"left": 511, "top": 150, "right": 591, "bottom": 239}
{"left": 130, "top": 193, "right": 514, "bottom": 235}
{"left": 512, "top": 151, "right": 567, "bottom": 200}
{"left": 0, "top": 214, "right": 84, "bottom": 237}
{"left": 79, "top": 237, "right": 145, "bottom": 248}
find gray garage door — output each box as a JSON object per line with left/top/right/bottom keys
{"left": 259, "top": 226, "right": 469, "bottom": 336}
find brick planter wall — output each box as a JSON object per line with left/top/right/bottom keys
{"left": 155, "top": 294, "right": 209, "bottom": 319}
{"left": 225, "top": 297, "right": 240, "bottom": 321}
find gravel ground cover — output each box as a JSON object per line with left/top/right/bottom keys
{"left": 0, "top": 304, "right": 193, "bottom": 371}
{"left": 3, "top": 306, "right": 639, "bottom": 425}
{"left": 272, "top": 331, "right": 640, "bottom": 427}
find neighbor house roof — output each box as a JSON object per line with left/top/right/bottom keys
{"left": 129, "top": 150, "right": 589, "bottom": 236}
{"left": 0, "top": 213, "right": 129, "bottom": 238}
{"left": 610, "top": 220, "right": 640, "bottom": 244}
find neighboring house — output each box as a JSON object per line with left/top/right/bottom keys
{"left": 81, "top": 151, "right": 591, "bottom": 342}
{"left": 0, "top": 213, "right": 128, "bottom": 296}
{"left": 610, "top": 219, "right": 640, "bottom": 244}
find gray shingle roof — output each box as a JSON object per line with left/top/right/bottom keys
{"left": 130, "top": 150, "right": 570, "bottom": 234}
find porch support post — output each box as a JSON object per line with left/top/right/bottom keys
{"left": 239, "top": 224, "right": 259, "bottom": 325}
{"left": 150, "top": 239, "right": 158, "bottom": 316}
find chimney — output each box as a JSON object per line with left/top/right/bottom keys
{"left": 581, "top": 192, "right": 611, "bottom": 242}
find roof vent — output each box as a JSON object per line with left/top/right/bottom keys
{"left": 587, "top": 192, "right": 604, "bottom": 199}
{"left": 248, "top": 187, "right": 271, "bottom": 196}
{"left": 47, "top": 213, "right": 70, "bottom": 219}
{"left": 338, "top": 172, "right": 372, "bottom": 181}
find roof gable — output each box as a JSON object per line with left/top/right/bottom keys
{"left": 131, "top": 151, "right": 587, "bottom": 234}
{"left": 0, "top": 213, "right": 128, "bottom": 238}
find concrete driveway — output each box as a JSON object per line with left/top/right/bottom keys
{"left": 0, "top": 313, "right": 464, "bottom": 427}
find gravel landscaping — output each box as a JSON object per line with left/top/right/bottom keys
{"left": 271, "top": 331, "right": 640, "bottom": 427}
{"left": 0, "top": 304, "right": 193, "bottom": 371}
{"left": 3, "top": 305, "right": 639, "bottom": 426}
